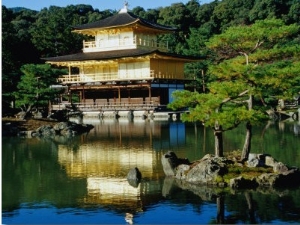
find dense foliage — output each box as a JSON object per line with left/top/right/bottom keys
{"left": 2, "top": 0, "right": 300, "bottom": 115}
{"left": 169, "top": 18, "right": 300, "bottom": 156}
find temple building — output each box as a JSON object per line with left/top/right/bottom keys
{"left": 44, "top": 3, "right": 202, "bottom": 115}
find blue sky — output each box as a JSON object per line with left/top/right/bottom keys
{"left": 2, "top": 0, "right": 213, "bottom": 11}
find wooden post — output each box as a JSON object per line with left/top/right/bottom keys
{"left": 148, "top": 85, "right": 152, "bottom": 104}
{"left": 82, "top": 84, "right": 85, "bottom": 103}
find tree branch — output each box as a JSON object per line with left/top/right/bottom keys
{"left": 221, "top": 89, "right": 249, "bottom": 106}
{"left": 251, "top": 39, "right": 264, "bottom": 53}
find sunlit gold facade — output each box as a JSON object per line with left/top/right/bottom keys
{"left": 45, "top": 4, "right": 201, "bottom": 110}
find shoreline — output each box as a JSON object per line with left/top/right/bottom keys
{"left": 2, "top": 117, "right": 59, "bottom": 131}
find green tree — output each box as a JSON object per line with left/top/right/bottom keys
{"left": 249, "top": 0, "right": 290, "bottom": 22}
{"left": 169, "top": 82, "right": 261, "bottom": 157}
{"left": 29, "top": 5, "right": 110, "bottom": 57}
{"left": 208, "top": 19, "right": 300, "bottom": 159}
{"left": 14, "top": 64, "right": 67, "bottom": 119}
{"left": 169, "top": 19, "right": 300, "bottom": 158}
{"left": 2, "top": 6, "right": 21, "bottom": 110}
{"left": 11, "top": 9, "right": 40, "bottom": 65}
{"left": 211, "top": 0, "right": 254, "bottom": 32}
{"left": 131, "top": 6, "right": 146, "bottom": 18}
{"left": 287, "top": 1, "right": 300, "bottom": 23}
{"left": 183, "top": 27, "right": 212, "bottom": 91}
{"left": 158, "top": 3, "right": 195, "bottom": 54}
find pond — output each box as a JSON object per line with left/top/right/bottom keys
{"left": 2, "top": 118, "right": 300, "bottom": 224}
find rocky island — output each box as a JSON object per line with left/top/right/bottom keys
{"left": 161, "top": 151, "right": 300, "bottom": 190}
{"left": 2, "top": 118, "right": 94, "bottom": 138}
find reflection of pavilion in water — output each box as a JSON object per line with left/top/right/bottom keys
{"left": 57, "top": 118, "right": 186, "bottom": 211}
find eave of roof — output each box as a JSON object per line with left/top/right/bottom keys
{"left": 42, "top": 49, "right": 203, "bottom": 63}
{"left": 73, "top": 12, "right": 177, "bottom": 32}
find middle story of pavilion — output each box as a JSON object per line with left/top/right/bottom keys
{"left": 43, "top": 4, "right": 203, "bottom": 112}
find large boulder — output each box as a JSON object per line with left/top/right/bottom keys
{"left": 175, "top": 164, "right": 191, "bottom": 180}
{"left": 247, "top": 153, "right": 266, "bottom": 167}
{"left": 185, "top": 154, "right": 230, "bottom": 184}
{"left": 162, "top": 152, "right": 231, "bottom": 185}
{"left": 161, "top": 151, "right": 190, "bottom": 176}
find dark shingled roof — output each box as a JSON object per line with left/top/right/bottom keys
{"left": 43, "top": 49, "right": 203, "bottom": 62}
{"left": 73, "top": 12, "right": 177, "bottom": 32}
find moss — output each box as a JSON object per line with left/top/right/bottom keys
{"left": 224, "top": 149, "right": 243, "bottom": 161}
{"left": 214, "top": 175, "right": 225, "bottom": 183}
{"left": 216, "top": 163, "right": 273, "bottom": 184}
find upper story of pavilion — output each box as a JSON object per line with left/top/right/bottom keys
{"left": 74, "top": 3, "right": 176, "bottom": 53}
{"left": 44, "top": 3, "right": 203, "bottom": 84}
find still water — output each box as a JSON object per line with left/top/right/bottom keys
{"left": 2, "top": 118, "right": 300, "bottom": 224}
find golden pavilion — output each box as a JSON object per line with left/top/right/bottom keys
{"left": 44, "top": 3, "right": 202, "bottom": 115}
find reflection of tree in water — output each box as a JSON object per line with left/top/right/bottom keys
{"left": 2, "top": 138, "right": 87, "bottom": 212}
{"left": 225, "top": 189, "right": 300, "bottom": 223}
{"left": 213, "top": 192, "right": 256, "bottom": 224}
{"left": 51, "top": 133, "right": 85, "bottom": 152}
{"left": 164, "top": 176, "right": 300, "bottom": 224}
{"left": 216, "top": 195, "right": 225, "bottom": 224}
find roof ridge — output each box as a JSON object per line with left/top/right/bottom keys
{"left": 73, "top": 10, "right": 176, "bottom": 32}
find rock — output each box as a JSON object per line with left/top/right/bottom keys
{"left": 175, "top": 164, "right": 190, "bottom": 180}
{"left": 60, "top": 128, "right": 74, "bottom": 137}
{"left": 35, "top": 125, "right": 56, "bottom": 137}
{"left": 265, "top": 155, "right": 277, "bottom": 167}
{"left": 35, "top": 121, "right": 94, "bottom": 138}
{"left": 127, "top": 167, "right": 142, "bottom": 188}
{"left": 33, "top": 111, "right": 43, "bottom": 119}
{"left": 18, "top": 130, "right": 35, "bottom": 138}
{"left": 161, "top": 151, "right": 190, "bottom": 176}
{"left": 273, "top": 162, "right": 289, "bottom": 173}
{"left": 161, "top": 151, "right": 179, "bottom": 176}
{"left": 247, "top": 153, "right": 266, "bottom": 167}
{"left": 229, "top": 176, "right": 258, "bottom": 189}
{"left": 256, "top": 168, "right": 300, "bottom": 187}
{"left": 256, "top": 173, "right": 281, "bottom": 187}
{"left": 185, "top": 155, "right": 228, "bottom": 184}
{"left": 53, "top": 122, "right": 69, "bottom": 131}
{"left": 15, "top": 111, "right": 27, "bottom": 120}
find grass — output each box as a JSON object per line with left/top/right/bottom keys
{"left": 217, "top": 150, "right": 274, "bottom": 183}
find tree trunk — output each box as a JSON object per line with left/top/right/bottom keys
{"left": 214, "top": 127, "right": 223, "bottom": 157}
{"left": 241, "top": 94, "right": 253, "bottom": 161}
{"left": 245, "top": 192, "right": 256, "bottom": 224}
{"left": 19, "top": 104, "right": 33, "bottom": 120}
{"left": 241, "top": 122, "right": 252, "bottom": 161}
{"left": 216, "top": 195, "right": 225, "bottom": 224}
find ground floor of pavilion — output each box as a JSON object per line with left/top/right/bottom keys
{"left": 50, "top": 79, "right": 193, "bottom": 118}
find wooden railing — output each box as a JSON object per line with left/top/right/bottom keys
{"left": 83, "top": 36, "right": 168, "bottom": 52}
{"left": 57, "top": 71, "right": 155, "bottom": 84}
{"left": 51, "top": 102, "right": 160, "bottom": 112}
{"left": 52, "top": 97, "right": 161, "bottom": 111}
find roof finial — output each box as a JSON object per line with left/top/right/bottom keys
{"left": 119, "top": 1, "right": 129, "bottom": 14}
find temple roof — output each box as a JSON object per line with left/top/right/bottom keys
{"left": 73, "top": 11, "right": 177, "bottom": 33}
{"left": 43, "top": 49, "right": 203, "bottom": 63}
